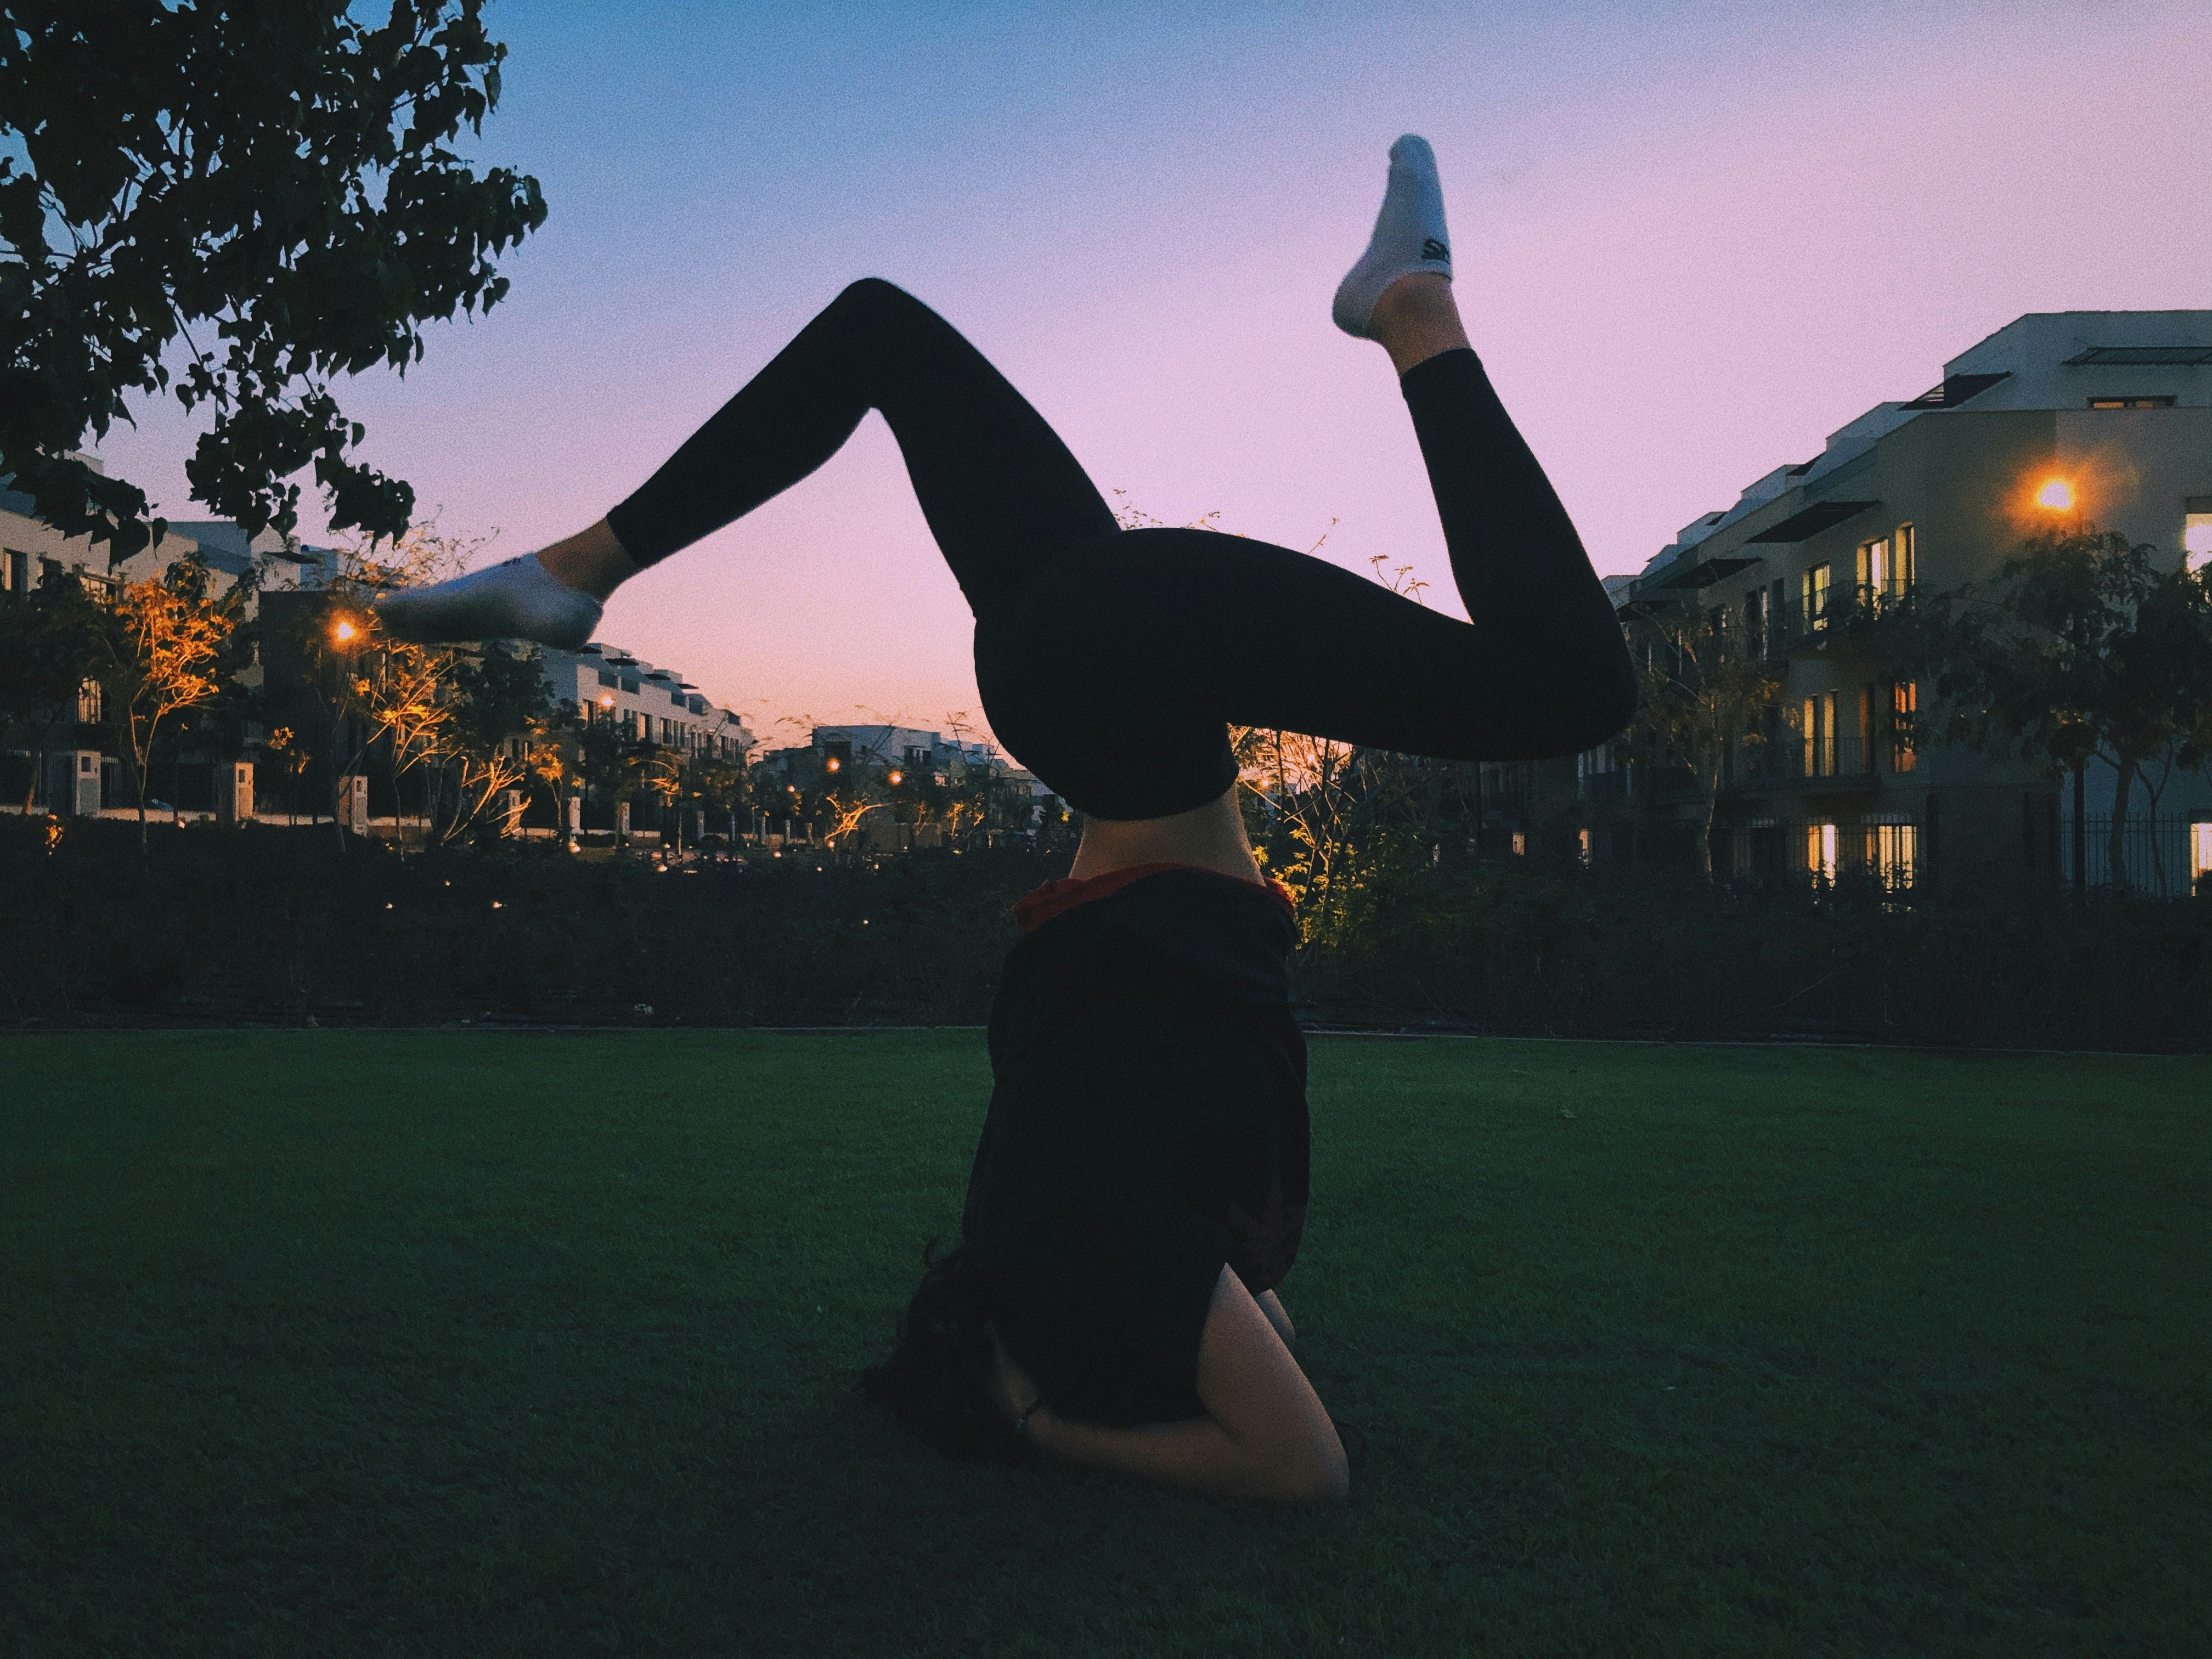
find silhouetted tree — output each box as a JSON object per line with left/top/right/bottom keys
{"left": 1920, "top": 527, "right": 2212, "bottom": 888}
{"left": 0, "top": 1, "right": 544, "bottom": 558}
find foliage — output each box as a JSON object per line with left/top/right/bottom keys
{"left": 522, "top": 708, "right": 583, "bottom": 836}
{"left": 0, "top": 566, "right": 108, "bottom": 810}
{"left": 432, "top": 641, "right": 550, "bottom": 844}
{"left": 91, "top": 554, "right": 245, "bottom": 842}
{"left": 1916, "top": 528, "right": 2212, "bottom": 887}
{"left": 0, "top": 0, "right": 544, "bottom": 558}
{"left": 4, "top": 816, "right": 2211, "bottom": 1052}
{"left": 1618, "top": 606, "right": 1787, "bottom": 879}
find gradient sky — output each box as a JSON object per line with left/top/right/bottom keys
{"left": 93, "top": 0, "right": 2212, "bottom": 746}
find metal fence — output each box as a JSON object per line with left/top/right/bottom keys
{"left": 2066, "top": 814, "right": 2212, "bottom": 899}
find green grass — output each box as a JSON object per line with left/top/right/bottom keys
{"left": 4, "top": 1032, "right": 2205, "bottom": 1658}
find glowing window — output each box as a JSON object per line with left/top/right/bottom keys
{"left": 2185, "top": 497, "right": 2212, "bottom": 572}
{"left": 2192, "top": 821, "right": 2212, "bottom": 893}
{"left": 1806, "top": 822, "right": 1838, "bottom": 882}
{"left": 1891, "top": 681, "right": 1918, "bottom": 772}
{"left": 1802, "top": 562, "right": 1831, "bottom": 630}
{"left": 1799, "top": 692, "right": 1838, "bottom": 777}
{"left": 1868, "top": 823, "right": 1918, "bottom": 889}
{"left": 2086, "top": 396, "right": 2174, "bottom": 409}
{"left": 1857, "top": 537, "right": 1889, "bottom": 595}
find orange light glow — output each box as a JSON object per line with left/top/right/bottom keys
{"left": 825, "top": 756, "right": 841, "bottom": 771}
{"left": 2035, "top": 479, "right": 2076, "bottom": 511}
{"left": 888, "top": 769, "right": 903, "bottom": 786}
{"left": 332, "top": 619, "right": 358, "bottom": 641}
{"left": 598, "top": 693, "right": 614, "bottom": 707}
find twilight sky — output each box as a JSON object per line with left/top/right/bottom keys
{"left": 95, "top": 0, "right": 2212, "bottom": 744}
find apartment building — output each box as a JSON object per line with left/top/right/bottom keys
{"left": 751, "top": 723, "right": 1059, "bottom": 845}
{"left": 2, "top": 459, "right": 331, "bottom": 816}
{"left": 554, "top": 643, "right": 753, "bottom": 764}
{"left": 1560, "top": 311, "right": 2212, "bottom": 893}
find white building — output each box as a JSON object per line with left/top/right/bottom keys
{"left": 1579, "top": 310, "right": 2212, "bottom": 894}
{"left": 549, "top": 642, "right": 753, "bottom": 764}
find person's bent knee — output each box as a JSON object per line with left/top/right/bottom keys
{"left": 837, "top": 275, "right": 919, "bottom": 316}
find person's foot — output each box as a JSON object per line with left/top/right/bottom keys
{"left": 371, "top": 552, "right": 603, "bottom": 650}
{"left": 1333, "top": 134, "right": 1453, "bottom": 340}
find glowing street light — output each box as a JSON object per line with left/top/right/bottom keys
{"left": 2035, "top": 479, "right": 2077, "bottom": 511}
{"left": 825, "top": 755, "right": 842, "bottom": 772}
{"left": 888, "top": 769, "right": 904, "bottom": 786}
{"left": 332, "top": 618, "right": 358, "bottom": 642}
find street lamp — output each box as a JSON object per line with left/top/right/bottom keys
{"left": 332, "top": 618, "right": 358, "bottom": 642}
{"left": 2035, "top": 479, "right": 2076, "bottom": 511}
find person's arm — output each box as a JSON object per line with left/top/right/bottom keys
{"left": 990, "top": 1265, "right": 1346, "bottom": 1504}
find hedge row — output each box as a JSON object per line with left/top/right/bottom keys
{"left": 3, "top": 817, "right": 2205, "bottom": 1050}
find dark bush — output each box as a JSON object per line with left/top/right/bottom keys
{"left": 2, "top": 815, "right": 2205, "bottom": 1050}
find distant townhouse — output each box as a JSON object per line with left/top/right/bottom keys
{"left": 752, "top": 723, "right": 1060, "bottom": 847}
{"left": 1, "top": 457, "right": 331, "bottom": 817}
{"left": 552, "top": 643, "right": 753, "bottom": 764}
{"left": 1527, "top": 312, "right": 2212, "bottom": 894}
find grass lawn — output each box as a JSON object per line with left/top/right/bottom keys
{"left": 4, "top": 1032, "right": 2206, "bottom": 1657}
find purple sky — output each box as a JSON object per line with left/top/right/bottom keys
{"left": 95, "top": 1, "right": 2211, "bottom": 746}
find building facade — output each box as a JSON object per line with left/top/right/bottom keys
{"left": 1, "top": 458, "right": 331, "bottom": 816}
{"left": 1543, "top": 312, "right": 2212, "bottom": 894}
{"left": 554, "top": 643, "right": 753, "bottom": 765}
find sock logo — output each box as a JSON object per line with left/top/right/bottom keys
{"left": 1421, "top": 237, "right": 1450, "bottom": 264}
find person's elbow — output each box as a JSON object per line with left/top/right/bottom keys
{"left": 1256, "top": 1427, "right": 1350, "bottom": 1505}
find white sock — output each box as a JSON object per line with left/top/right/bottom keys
{"left": 1332, "top": 134, "right": 1453, "bottom": 340}
{"left": 371, "top": 553, "right": 603, "bottom": 652}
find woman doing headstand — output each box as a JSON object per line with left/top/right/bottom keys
{"left": 378, "top": 137, "right": 1636, "bottom": 1505}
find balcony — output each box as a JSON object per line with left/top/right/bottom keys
{"left": 1724, "top": 745, "right": 1879, "bottom": 798}
{"left": 1763, "top": 581, "right": 1914, "bottom": 656}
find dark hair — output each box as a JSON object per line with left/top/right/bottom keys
{"left": 857, "top": 1238, "right": 1034, "bottom": 1465}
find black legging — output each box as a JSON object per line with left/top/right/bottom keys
{"left": 606, "top": 278, "right": 1635, "bottom": 820}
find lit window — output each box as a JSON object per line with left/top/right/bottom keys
{"left": 2185, "top": 497, "right": 2212, "bottom": 572}
{"left": 2086, "top": 396, "right": 2175, "bottom": 409}
{"left": 1867, "top": 823, "right": 1918, "bottom": 890}
{"left": 1802, "top": 562, "right": 1831, "bottom": 630}
{"left": 2193, "top": 822, "right": 2212, "bottom": 894}
{"left": 1799, "top": 692, "right": 1837, "bottom": 776}
{"left": 1891, "top": 681, "right": 1917, "bottom": 773}
{"left": 1895, "top": 523, "right": 1916, "bottom": 589}
{"left": 1857, "top": 537, "right": 1889, "bottom": 601}
{"left": 1806, "top": 822, "right": 1838, "bottom": 882}
{"left": 1511, "top": 831, "right": 1527, "bottom": 857}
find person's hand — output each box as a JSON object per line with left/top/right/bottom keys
{"left": 985, "top": 1325, "right": 1042, "bottom": 1423}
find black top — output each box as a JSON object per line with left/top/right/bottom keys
{"left": 962, "top": 867, "right": 1308, "bottom": 1426}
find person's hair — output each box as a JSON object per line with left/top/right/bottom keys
{"left": 857, "top": 1237, "right": 1034, "bottom": 1465}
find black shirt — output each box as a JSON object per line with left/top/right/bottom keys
{"left": 961, "top": 865, "right": 1307, "bottom": 1426}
